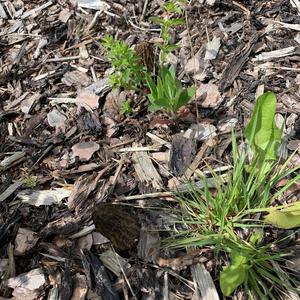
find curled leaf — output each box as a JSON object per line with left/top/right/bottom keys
{"left": 264, "top": 202, "right": 300, "bottom": 229}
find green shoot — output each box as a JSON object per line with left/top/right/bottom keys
{"left": 120, "top": 100, "right": 133, "bottom": 117}
{"left": 21, "top": 167, "right": 37, "bottom": 188}
{"left": 150, "top": 1, "right": 185, "bottom": 64}
{"left": 146, "top": 65, "right": 196, "bottom": 115}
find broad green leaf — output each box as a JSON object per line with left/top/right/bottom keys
{"left": 163, "top": 2, "right": 182, "bottom": 14}
{"left": 187, "top": 86, "right": 196, "bottom": 98}
{"left": 264, "top": 202, "right": 300, "bottom": 229}
{"left": 244, "top": 92, "right": 281, "bottom": 161}
{"left": 145, "top": 74, "right": 157, "bottom": 97}
{"left": 154, "top": 97, "right": 171, "bottom": 110}
{"left": 281, "top": 201, "right": 300, "bottom": 213}
{"left": 148, "top": 96, "right": 163, "bottom": 111}
{"left": 220, "top": 253, "right": 250, "bottom": 296}
{"left": 146, "top": 64, "right": 194, "bottom": 114}
{"left": 175, "top": 90, "right": 189, "bottom": 110}
{"left": 168, "top": 64, "right": 176, "bottom": 78}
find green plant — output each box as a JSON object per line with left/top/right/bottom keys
{"left": 102, "top": 36, "right": 148, "bottom": 90}
{"left": 150, "top": 1, "right": 185, "bottom": 63}
{"left": 120, "top": 100, "right": 133, "bottom": 117}
{"left": 21, "top": 167, "right": 37, "bottom": 188}
{"left": 167, "top": 92, "right": 300, "bottom": 298}
{"left": 146, "top": 65, "right": 196, "bottom": 115}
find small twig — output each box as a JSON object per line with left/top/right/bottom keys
{"left": 109, "top": 156, "right": 125, "bottom": 194}
{"left": 163, "top": 272, "right": 169, "bottom": 300}
{"left": 232, "top": 0, "right": 251, "bottom": 18}
{"left": 109, "top": 138, "right": 135, "bottom": 149}
{"left": 140, "top": 0, "right": 149, "bottom": 22}
{"left": 185, "top": 8, "right": 199, "bottom": 122}
{"left": 117, "top": 145, "right": 161, "bottom": 153}
{"left": 115, "top": 191, "right": 175, "bottom": 202}
{"left": 146, "top": 132, "right": 171, "bottom": 149}
{"left": 46, "top": 56, "right": 81, "bottom": 63}
{"left": 128, "top": 19, "right": 161, "bottom": 32}
{"left": 115, "top": 177, "right": 217, "bottom": 202}
{"left": 113, "top": 247, "right": 138, "bottom": 300}
{"left": 184, "top": 141, "right": 210, "bottom": 179}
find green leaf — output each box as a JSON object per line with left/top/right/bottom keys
{"left": 244, "top": 92, "right": 282, "bottom": 161}
{"left": 264, "top": 202, "right": 300, "bottom": 229}
{"left": 163, "top": 2, "right": 182, "bottom": 14}
{"left": 160, "top": 44, "right": 179, "bottom": 53}
{"left": 187, "top": 86, "right": 196, "bottom": 98}
{"left": 168, "top": 64, "right": 176, "bottom": 78}
{"left": 149, "top": 16, "right": 164, "bottom": 25}
{"left": 220, "top": 252, "right": 250, "bottom": 296}
{"left": 175, "top": 90, "right": 189, "bottom": 110}
{"left": 146, "top": 74, "right": 157, "bottom": 96}
{"left": 145, "top": 65, "right": 194, "bottom": 114}
{"left": 157, "top": 76, "right": 164, "bottom": 99}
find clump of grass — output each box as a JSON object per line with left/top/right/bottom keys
{"left": 167, "top": 92, "right": 300, "bottom": 298}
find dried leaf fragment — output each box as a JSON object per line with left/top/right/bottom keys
{"left": 72, "top": 141, "right": 100, "bottom": 161}
{"left": 14, "top": 227, "right": 39, "bottom": 255}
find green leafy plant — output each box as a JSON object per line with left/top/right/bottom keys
{"left": 150, "top": 1, "right": 185, "bottom": 63}
{"left": 163, "top": 0, "right": 185, "bottom": 14}
{"left": 102, "top": 36, "right": 148, "bottom": 90}
{"left": 167, "top": 92, "right": 300, "bottom": 298}
{"left": 21, "top": 167, "right": 37, "bottom": 188}
{"left": 146, "top": 65, "right": 196, "bottom": 115}
{"left": 120, "top": 100, "right": 133, "bottom": 117}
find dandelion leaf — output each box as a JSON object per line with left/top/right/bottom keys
{"left": 244, "top": 91, "right": 281, "bottom": 161}
{"left": 220, "top": 253, "right": 250, "bottom": 296}
{"left": 264, "top": 202, "right": 300, "bottom": 229}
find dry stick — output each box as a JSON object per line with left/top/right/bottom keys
{"left": 115, "top": 191, "right": 174, "bottom": 202}
{"left": 62, "top": 36, "right": 102, "bottom": 52}
{"left": 115, "top": 177, "right": 217, "bottom": 202}
{"left": 109, "top": 156, "right": 125, "bottom": 194}
{"left": 112, "top": 246, "right": 138, "bottom": 300}
{"left": 46, "top": 56, "right": 80, "bottom": 63}
{"left": 163, "top": 272, "right": 169, "bottom": 300}
{"left": 184, "top": 141, "right": 210, "bottom": 179}
{"left": 185, "top": 8, "right": 199, "bottom": 123}
{"left": 128, "top": 19, "right": 161, "bottom": 32}
{"left": 232, "top": 0, "right": 250, "bottom": 18}
{"left": 109, "top": 138, "right": 135, "bottom": 149}
{"left": 140, "top": 0, "right": 149, "bottom": 22}
{"left": 0, "top": 151, "right": 26, "bottom": 171}
{"left": 29, "top": 145, "right": 53, "bottom": 172}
